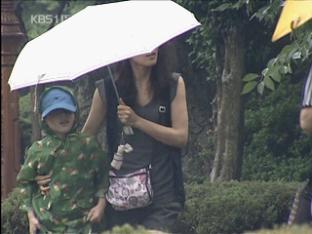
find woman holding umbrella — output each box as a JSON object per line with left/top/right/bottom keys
{"left": 82, "top": 45, "right": 189, "bottom": 232}
{"left": 10, "top": 1, "right": 198, "bottom": 232}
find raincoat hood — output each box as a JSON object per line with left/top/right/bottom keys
{"left": 39, "top": 86, "right": 80, "bottom": 137}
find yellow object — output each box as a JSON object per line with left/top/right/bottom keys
{"left": 272, "top": 0, "right": 312, "bottom": 42}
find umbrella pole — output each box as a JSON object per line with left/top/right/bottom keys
{"left": 107, "top": 66, "right": 121, "bottom": 102}
{"left": 107, "top": 66, "right": 134, "bottom": 169}
{"left": 33, "top": 74, "right": 45, "bottom": 113}
{"left": 107, "top": 66, "right": 134, "bottom": 136}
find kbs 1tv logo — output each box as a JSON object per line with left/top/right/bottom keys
{"left": 31, "top": 14, "right": 70, "bottom": 24}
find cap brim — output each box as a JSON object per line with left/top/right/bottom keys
{"left": 42, "top": 103, "right": 77, "bottom": 118}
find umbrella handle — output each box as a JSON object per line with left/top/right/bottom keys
{"left": 111, "top": 143, "right": 133, "bottom": 170}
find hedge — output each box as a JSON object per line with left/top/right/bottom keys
{"left": 1, "top": 188, "right": 28, "bottom": 234}
{"left": 1, "top": 181, "right": 302, "bottom": 234}
{"left": 177, "top": 181, "right": 300, "bottom": 234}
{"left": 245, "top": 224, "right": 312, "bottom": 234}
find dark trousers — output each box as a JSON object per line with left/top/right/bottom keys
{"left": 105, "top": 201, "right": 182, "bottom": 233}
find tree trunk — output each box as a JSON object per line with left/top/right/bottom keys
{"left": 210, "top": 26, "right": 245, "bottom": 182}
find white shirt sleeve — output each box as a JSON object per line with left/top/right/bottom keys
{"left": 302, "top": 65, "right": 312, "bottom": 107}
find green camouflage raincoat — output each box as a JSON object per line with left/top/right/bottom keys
{"left": 16, "top": 121, "right": 109, "bottom": 233}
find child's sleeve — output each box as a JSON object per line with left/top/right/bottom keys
{"left": 16, "top": 143, "right": 39, "bottom": 212}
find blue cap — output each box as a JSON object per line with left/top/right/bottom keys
{"left": 40, "top": 87, "right": 77, "bottom": 118}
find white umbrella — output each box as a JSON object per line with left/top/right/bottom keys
{"left": 8, "top": 0, "right": 200, "bottom": 90}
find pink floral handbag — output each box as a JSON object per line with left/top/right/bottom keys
{"left": 106, "top": 165, "right": 153, "bottom": 210}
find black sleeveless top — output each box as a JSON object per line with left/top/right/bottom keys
{"left": 96, "top": 75, "right": 184, "bottom": 205}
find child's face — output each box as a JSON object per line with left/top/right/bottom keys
{"left": 45, "top": 109, "right": 75, "bottom": 138}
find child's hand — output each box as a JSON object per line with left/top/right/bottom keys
{"left": 27, "top": 210, "right": 41, "bottom": 234}
{"left": 35, "top": 171, "right": 52, "bottom": 195}
{"left": 87, "top": 198, "right": 106, "bottom": 223}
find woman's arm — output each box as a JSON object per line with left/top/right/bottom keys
{"left": 118, "top": 77, "right": 188, "bottom": 148}
{"left": 300, "top": 107, "right": 312, "bottom": 134}
{"left": 82, "top": 89, "right": 106, "bottom": 136}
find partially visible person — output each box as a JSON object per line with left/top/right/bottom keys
{"left": 16, "top": 86, "right": 109, "bottom": 234}
{"left": 300, "top": 65, "right": 312, "bottom": 133}
{"left": 288, "top": 65, "right": 312, "bottom": 226}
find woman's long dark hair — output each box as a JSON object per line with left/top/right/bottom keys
{"left": 115, "top": 42, "right": 177, "bottom": 107}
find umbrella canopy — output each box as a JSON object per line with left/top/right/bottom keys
{"left": 8, "top": 0, "right": 200, "bottom": 90}
{"left": 272, "top": 0, "right": 312, "bottom": 42}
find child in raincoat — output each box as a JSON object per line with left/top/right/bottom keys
{"left": 16, "top": 86, "right": 109, "bottom": 234}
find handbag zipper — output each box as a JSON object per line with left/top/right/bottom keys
{"left": 109, "top": 171, "right": 147, "bottom": 178}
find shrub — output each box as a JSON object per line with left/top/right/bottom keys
{"left": 178, "top": 181, "right": 299, "bottom": 234}
{"left": 1, "top": 190, "right": 151, "bottom": 234}
{"left": 243, "top": 80, "right": 312, "bottom": 181}
{"left": 1, "top": 189, "right": 28, "bottom": 234}
{"left": 102, "top": 224, "right": 150, "bottom": 234}
{"left": 2, "top": 181, "right": 300, "bottom": 234}
{"left": 245, "top": 224, "right": 312, "bottom": 234}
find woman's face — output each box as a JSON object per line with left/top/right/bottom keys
{"left": 130, "top": 48, "right": 158, "bottom": 67}
{"left": 45, "top": 109, "right": 75, "bottom": 138}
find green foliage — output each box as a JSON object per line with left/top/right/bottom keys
{"left": 243, "top": 79, "right": 312, "bottom": 181}
{"left": 1, "top": 189, "right": 28, "bottom": 234}
{"left": 242, "top": 14, "right": 312, "bottom": 95}
{"left": 243, "top": 73, "right": 259, "bottom": 82}
{"left": 101, "top": 224, "right": 149, "bottom": 234}
{"left": 1, "top": 189, "right": 150, "bottom": 234}
{"left": 241, "top": 72, "right": 262, "bottom": 95}
{"left": 186, "top": 25, "right": 217, "bottom": 79}
{"left": 180, "top": 181, "right": 299, "bottom": 234}
{"left": 250, "top": 0, "right": 281, "bottom": 25}
{"left": 19, "top": 93, "right": 33, "bottom": 154}
{"left": 185, "top": 140, "right": 215, "bottom": 184}
{"left": 245, "top": 224, "right": 312, "bottom": 234}
{"left": 263, "top": 75, "right": 275, "bottom": 91}
{"left": 176, "top": 0, "right": 260, "bottom": 81}
{"left": 2, "top": 182, "right": 300, "bottom": 234}
{"left": 178, "top": 0, "right": 303, "bottom": 98}
{"left": 213, "top": 0, "right": 253, "bottom": 14}
{"left": 242, "top": 80, "right": 258, "bottom": 94}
